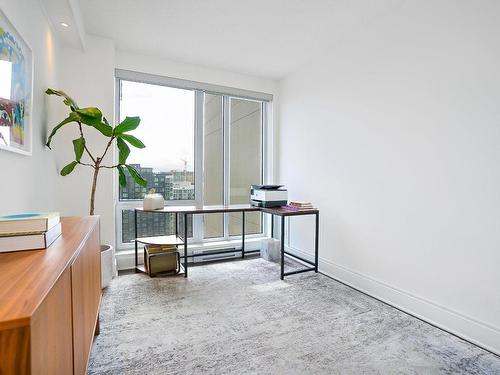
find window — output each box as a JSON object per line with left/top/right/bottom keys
{"left": 115, "top": 72, "right": 270, "bottom": 249}
{"left": 202, "top": 95, "right": 263, "bottom": 240}
{"left": 228, "top": 98, "right": 262, "bottom": 236}
{"left": 118, "top": 80, "right": 195, "bottom": 201}
{"left": 117, "top": 80, "right": 195, "bottom": 243}
{"left": 203, "top": 93, "right": 224, "bottom": 238}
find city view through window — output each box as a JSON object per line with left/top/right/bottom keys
{"left": 119, "top": 81, "right": 195, "bottom": 243}
{"left": 117, "top": 78, "right": 264, "bottom": 246}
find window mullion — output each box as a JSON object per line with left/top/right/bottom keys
{"left": 193, "top": 90, "right": 204, "bottom": 242}
{"left": 223, "top": 96, "right": 230, "bottom": 240}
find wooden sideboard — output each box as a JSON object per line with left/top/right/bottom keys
{"left": 0, "top": 216, "right": 101, "bottom": 375}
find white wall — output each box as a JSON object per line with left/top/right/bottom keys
{"left": 278, "top": 1, "right": 500, "bottom": 354}
{"left": 52, "top": 35, "right": 116, "bottom": 245}
{"left": 0, "top": 0, "right": 60, "bottom": 213}
{"left": 0, "top": 3, "right": 116, "bottom": 249}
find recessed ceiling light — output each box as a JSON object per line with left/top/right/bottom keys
{"left": 60, "top": 22, "right": 69, "bottom": 28}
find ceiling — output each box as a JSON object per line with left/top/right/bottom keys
{"left": 41, "top": 0, "right": 87, "bottom": 49}
{"left": 57, "top": 0, "right": 393, "bottom": 79}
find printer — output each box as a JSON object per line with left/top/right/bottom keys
{"left": 250, "top": 185, "right": 288, "bottom": 208}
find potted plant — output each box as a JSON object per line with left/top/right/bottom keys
{"left": 45, "top": 89, "right": 147, "bottom": 287}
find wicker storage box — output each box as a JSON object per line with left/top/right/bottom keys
{"left": 144, "top": 244, "right": 180, "bottom": 277}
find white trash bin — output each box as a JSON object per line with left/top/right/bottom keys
{"left": 101, "top": 244, "right": 116, "bottom": 288}
{"left": 261, "top": 238, "right": 281, "bottom": 262}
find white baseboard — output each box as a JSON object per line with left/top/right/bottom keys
{"left": 285, "top": 245, "right": 500, "bottom": 356}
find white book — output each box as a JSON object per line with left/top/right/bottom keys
{"left": 0, "top": 223, "right": 62, "bottom": 253}
{"left": 0, "top": 212, "right": 60, "bottom": 235}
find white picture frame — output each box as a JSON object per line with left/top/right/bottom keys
{"left": 0, "top": 8, "right": 33, "bottom": 156}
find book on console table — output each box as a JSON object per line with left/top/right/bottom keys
{"left": 0, "top": 212, "right": 60, "bottom": 235}
{"left": 283, "top": 202, "right": 315, "bottom": 211}
{"left": 0, "top": 222, "right": 62, "bottom": 253}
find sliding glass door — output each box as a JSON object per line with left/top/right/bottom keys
{"left": 228, "top": 98, "right": 262, "bottom": 236}
{"left": 202, "top": 94, "right": 263, "bottom": 240}
{"left": 203, "top": 93, "right": 224, "bottom": 238}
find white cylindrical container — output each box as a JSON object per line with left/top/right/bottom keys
{"left": 261, "top": 238, "right": 281, "bottom": 262}
{"left": 101, "top": 244, "right": 115, "bottom": 288}
{"left": 143, "top": 189, "right": 165, "bottom": 211}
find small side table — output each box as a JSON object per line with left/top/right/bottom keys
{"left": 261, "top": 207, "right": 319, "bottom": 280}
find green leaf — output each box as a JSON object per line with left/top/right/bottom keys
{"left": 46, "top": 112, "right": 80, "bottom": 149}
{"left": 72, "top": 137, "right": 85, "bottom": 161}
{"left": 45, "top": 88, "right": 78, "bottom": 110}
{"left": 75, "top": 107, "right": 113, "bottom": 138}
{"left": 117, "top": 165, "right": 127, "bottom": 187}
{"left": 126, "top": 165, "right": 147, "bottom": 187}
{"left": 117, "top": 134, "right": 145, "bottom": 148}
{"left": 76, "top": 107, "right": 108, "bottom": 134}
{"left": 61, "top": 161, "right": 78, "bottom": 176}
{"left": 76, "top": 107, "right": 102, "bottom": 119}
{"left": 91, "top": 122, "right": 113, "bottom": 137}
{"left": 114, "top": 116, "right": 140, "bottom": 134}
{"left": 116, "top": 138, "right": 130, "bottom": 164}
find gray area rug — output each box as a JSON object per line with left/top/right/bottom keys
{"left": 89, "top": 258, "right": 500, "bottom": 374}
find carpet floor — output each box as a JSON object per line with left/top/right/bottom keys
{"left": 88, "top": 258, "right": 500, "bottom": 374}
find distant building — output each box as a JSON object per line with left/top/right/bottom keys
{"left": 171, "top": 170, "right": 194, "bottom": 183}
{"left": 119, "top": 164, "right": 193, "bottom": 243}
{"left": 172, "top": 181, "right": 195, "bottom": 200}
{"left": 120, "top": 164, "right": 170, "bottom": 200}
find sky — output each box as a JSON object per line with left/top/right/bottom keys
{"left": 120, "top": 80, "right": 195, "bottom": 172}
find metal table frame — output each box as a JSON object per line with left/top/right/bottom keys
{"left": 262, "top": 208, "right": 319, "bottom": 280}
{"left": 134, "top": 205, "right": 319, "bottom": 279}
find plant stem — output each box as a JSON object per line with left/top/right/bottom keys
{"left": 78, "top": 122, "right": 96, "bottom": 164}
{"left": 88, "top": 134, "right": 115, "bottom": 215}
{"left": 100, "top": 136, "right": 115, "bottom": 161}
{"left": 89, "top": 163, "right": 100, "bottom": 215}
{"left": 100, "top": 164, "right": 122, "bottom": 169}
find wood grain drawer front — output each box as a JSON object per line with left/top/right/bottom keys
{"left": 71, "top": 226, "right": 101, "bottom": 375}
{"left": 0, "top": 326, "right": 30, "bottom": 375}
{"left": 30, "top": 268, "right": 73, "bottom": 375}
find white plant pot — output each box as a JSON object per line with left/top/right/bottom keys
{"left": 101, "top": 244, "right": 116, "bottom": 289}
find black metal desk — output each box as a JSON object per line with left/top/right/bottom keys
{"left": 134, "top": 205, "right": 319, "bottom": 280}
{"left": 261, "top": 207, "right": 319, "bottom": 280}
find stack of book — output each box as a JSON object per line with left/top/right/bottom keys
{"left": 0, "top": 212, "right": 61, "bottom": 253}
{"left": 283, "top": 201, "right": 315, "bottom": 211}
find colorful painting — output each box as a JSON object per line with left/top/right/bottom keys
{"left": 0, "top": 9, "right": 32, "bottom": 155}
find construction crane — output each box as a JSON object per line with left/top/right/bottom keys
{"left": 180, "top": 158, "right": 187, "bottom": 181}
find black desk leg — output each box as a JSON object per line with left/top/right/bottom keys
{"left": 184, "top": 213, "right": 188, "bottom": 278}
{"left": 315, "top": 212, "right": 319, "bottom": 273}
{"left": 242, "top": 211, "right": 245, "bottom": 258}
{"left": 280, "top": 215, "right": 285, "bottom": 280}
{"left": 175, "top": 213, "right": 178, "bottom": 238}
{"left": 134, "top": 210, "right": 138, "bottom": 272}
{"left": 271, "top": 214, "right": 274, "bottom": 238}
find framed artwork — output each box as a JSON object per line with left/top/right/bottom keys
{"left": 0, "top": 9, "right": 33, "bottom": 155}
